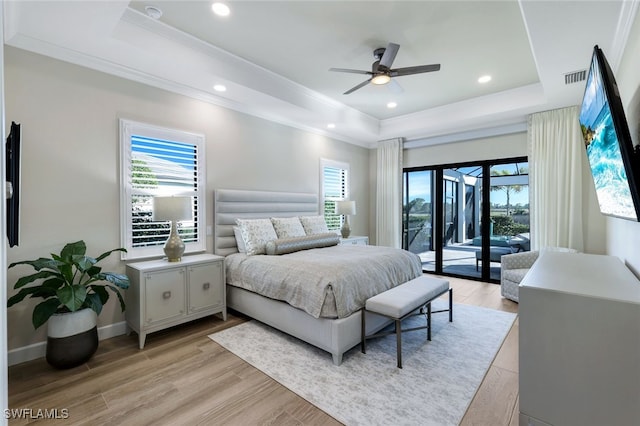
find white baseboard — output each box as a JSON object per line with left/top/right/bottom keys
{"left": 8, "top": 321, "right": 128, "bottom": 367}
{"left": 97, "top": 320, "right": 128, "bottom": 341}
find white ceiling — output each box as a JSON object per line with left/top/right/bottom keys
{"left": 4, "top": 1, "right": 639, "bottom": 148}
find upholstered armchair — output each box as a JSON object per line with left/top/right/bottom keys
{"left": 501, "top": 251, "right": 539, "bottom": 302}
{"left": 501, "top": 247, "right": 577, "bottom": 302}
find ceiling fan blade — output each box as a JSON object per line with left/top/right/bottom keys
{"left": 379, "top": 43, "right": 400, "bottom": 69}
{"left": 329, "top": 68, "right": 373, "bottom": 75}
{"left": 344, "top": 79, "right": 372, "bottom": 95}
{"left": 391, "top": 64, "right": 441, "bottom": 77}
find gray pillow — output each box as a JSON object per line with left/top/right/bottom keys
{"left": 265, "top": 233, "right": 340, "bottom": 255}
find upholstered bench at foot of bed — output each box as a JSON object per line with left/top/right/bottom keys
{"left": 361, "top": 275, "right": 453, "bottom": 368}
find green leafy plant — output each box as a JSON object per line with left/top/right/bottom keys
{"left": 7, "top": 241, "right": 130, "bottom": 329}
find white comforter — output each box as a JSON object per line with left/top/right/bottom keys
{"left": 225, "top": 244, "right": 423, "bottom": 318}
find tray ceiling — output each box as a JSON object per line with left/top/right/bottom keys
{"left": 4, "top": 1, "right": 638, "bottom": 147}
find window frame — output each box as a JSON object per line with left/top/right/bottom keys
{"left": 119, "top": 118, "right": 206, "bottom": 260}
{"left": 320, "top": 158, "right": 350, "bottom": 232}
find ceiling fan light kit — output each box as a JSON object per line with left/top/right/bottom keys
{"left": 330, "top": 42, "right": 440, "bottom": 95}
{"left": 371, "top": 74, "right": 391, "bottom": 85}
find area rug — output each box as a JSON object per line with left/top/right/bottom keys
{"left": 209, "top": 301, "right": 516, "bottom": 426}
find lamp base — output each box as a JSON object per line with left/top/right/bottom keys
{"left": 164, "top": 221, "right": 185, "bottom": 262}
{"left": 340, "top": 217, "right": 351, "bottom": 239}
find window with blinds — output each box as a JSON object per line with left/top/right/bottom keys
{"left": 321, "top": 159, "right": 350, "bottom": 231}
{"left": 120, "top": 119, "right": 206, "bottom": 259}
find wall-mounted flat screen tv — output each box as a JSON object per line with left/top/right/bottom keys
{"left": 579, "top": 45, "right": 640, "bottom": 221}
{"left": 6, "top": 121, "right": 20, "bottom": 246}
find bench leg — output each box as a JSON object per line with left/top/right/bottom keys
{"left": 361, "top": 308, "right": 366, "bottom": 354}
{"left": 449, "top": 288, "right": 453, "bottom": 322}
{"left": 427, "top": 303, "right": 432, "bottom": 341}
{"left": 396, "top": 319, "right": 402, "bottom": 369}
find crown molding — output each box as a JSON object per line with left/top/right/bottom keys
{"left": 609, "top": 0, "right": 640, "bottom": 72}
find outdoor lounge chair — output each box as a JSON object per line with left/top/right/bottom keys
{"left": 475, "top": 247, "right": 513, "bottom": 271}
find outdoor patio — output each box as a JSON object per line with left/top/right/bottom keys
{"left": 418, "top": 243, "right": 505, "bottom": 281}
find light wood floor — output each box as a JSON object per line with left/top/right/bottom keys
{"left": 8, "top": 277, "right": 519, "bottom": 425}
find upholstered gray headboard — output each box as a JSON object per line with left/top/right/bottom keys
{"left": 214, "top": 189, "right": 319, "bottom": 256}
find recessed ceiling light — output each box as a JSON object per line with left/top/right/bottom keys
{"left": 213, "top": 84, "right": 227, "bottom": 92}
{"left": 212, "top": 2, "right": 230, "bottom": 17}
{"left": 478, "top": 75, "right": 492, "bottom": 84}
{"left": 387, "top": 101, "right": 397, "bottom": 109}
{"left": 327, "top": 123, "right": 336, "bottom": 129}
{"left": 144, "top": 5, "right": 163, "bottom": 20}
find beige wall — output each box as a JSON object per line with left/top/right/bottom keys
{"left": 4, "top": 47, "right": 371, "bottom": 350}
{"left": 606, "top": 12, "right": 640, "bottom": 276}
{"left": 404, "top": 132, "right": 528, "bottom": 168}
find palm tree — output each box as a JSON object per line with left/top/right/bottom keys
{"left": 490, "top": 167, "right": 527, "bottom": 216}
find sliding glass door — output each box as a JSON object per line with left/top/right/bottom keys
{"left": 403, "top": 157, "right": 529, "bottom": 282}
{"left": 440, "top": 167, "right": 484, "bottom": 278}
{"left": 403, "top": 170, "right": 435, "bottom": 271}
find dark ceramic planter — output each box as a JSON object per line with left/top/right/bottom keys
{"left": 46, "top": 309, "right": 98, "bottom": 369}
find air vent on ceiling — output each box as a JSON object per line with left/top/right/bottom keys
{"left": 564, "top": 70, "right": 587, "bottom": 85}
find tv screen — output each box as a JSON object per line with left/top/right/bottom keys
{"left": 579, "top": 45, "right": 640, "bottom": 221}
{"left": 6, "top": 121, "right": 20, "bottom": 246}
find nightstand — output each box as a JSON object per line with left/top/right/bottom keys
{"left": 125, "top": 253, "right": 226, "bottom": 349}
{"left": 339, "top": 236, "right": 369, "bottom": 245}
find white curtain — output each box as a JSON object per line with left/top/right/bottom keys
{"left": 528, "top": 106, "right": 585, "bottom": 251}
{"left": 376, "top": 138, "right": 403, "bottom": 248}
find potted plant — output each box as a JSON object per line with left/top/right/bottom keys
{"left": 7, "top": 240, "right": 130, "bottom": 369}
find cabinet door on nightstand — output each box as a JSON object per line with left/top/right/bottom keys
{"left": 144, "top": 268, "right": 186, "bottom": 325}
{"left": 188, "top": 262, "right": 224, "bottom": 313}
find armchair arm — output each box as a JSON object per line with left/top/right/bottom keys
{"left": 502, "top": 250, "right": 539, "bottom": 270}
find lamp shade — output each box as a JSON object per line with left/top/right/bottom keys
{"left": 335, "top": 200, "right": 356, "bottom": 216}
{"left": 153, "top": 196, "right": 192, "bottom": 222}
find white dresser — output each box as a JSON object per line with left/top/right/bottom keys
{"left": 519, "top": 251, "right": 640, "bottom": 426}
{"left": 125, "top": 253, "right": 226, "bottom": 349}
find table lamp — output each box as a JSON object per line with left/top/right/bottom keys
{"left": 153, "top": 196, "right": 192, "bottom": 262}
{"left": 335, "top": 200, "right": 356, "bottom": 239}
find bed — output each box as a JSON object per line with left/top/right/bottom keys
{"left": 214, "top": 189, "right": 423, "bottom": 365}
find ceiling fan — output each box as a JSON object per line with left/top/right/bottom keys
{"left": 330, "top": 42, "right": 440, "bottom": 95}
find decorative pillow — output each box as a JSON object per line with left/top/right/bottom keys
{"left": 233, "top": 226, "right": 246, "bottom": 253}
{"left": 270, "top": 217, "right": 306, "bottom": 238}
{"left": 299, "top": 215, "right": 329, "bottom": 235}
{"left": 265, "top": 233, "right": 340, "bottom": 255}
{"left": 235, "top": 218, "right": 277, "bottom": 255}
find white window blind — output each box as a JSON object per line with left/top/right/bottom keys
{"left": 321, "top": 159, "right": 350, "bottom": 231}
{"left": 120, "top": 119, "right": 206, "bottom": 259}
